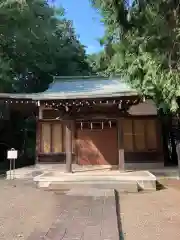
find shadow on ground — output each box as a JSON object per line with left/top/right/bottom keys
{"left": 156, "top": 181, "right": 167, "bottom": 191}
{"left": 115, "top": 190, "right": 125, "bottom": 240}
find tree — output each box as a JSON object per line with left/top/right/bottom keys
{"left": 87, "top": 51, "right": 109, "bottom": 74}
{"left": 0, "top": 0, "right": 91, "bottom": 93}
{"left": 91, "top": 0, "right": 180, "bottom": 165}
{"left": 0, "top": 0, "right": 93, "bottom": 167}
{"left": 90, "top": 0, "right": 180, "bottom": 112}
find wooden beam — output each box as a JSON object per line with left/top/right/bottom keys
{"left": 39, "top": 106, "right": 43, "bottom": 119}
{"left": 117, "top": 118, "right": 125, "bottom": 170}
{"left": 42, "top": 96, "right": 141, "bottom": 109}
{"left": 65, "top": 120, "right": 73, "bottom": 173}
{"left": 35, "top": 120, "right": 39, "bottom": 164}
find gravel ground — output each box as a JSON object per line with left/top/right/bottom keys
{"left": 0, "top": 180, "right": 61, "bottom": 240}
{"left": 2, "top": 178, "right": 180, "bottom": 240}
{"left": 120, "top": 188, "right": 180, "bottom": 240}
{"left": 0, "top": 180, "right": 119, "bottom": 240}
{"left": 158, "top": 178, "right": 180, "bottom": 190}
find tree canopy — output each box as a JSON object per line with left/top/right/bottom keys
{"left": 90, "top": 0, "right": 180, "bottom": 113}
{"left": 87, "top": 51, "right": 109, "bottom": 74}
{"left": 0, "top": 0, "right": 91, "bottom": 93}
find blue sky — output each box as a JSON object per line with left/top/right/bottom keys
{"left": 56, "top": 0, "right": 105, "bottom": 54}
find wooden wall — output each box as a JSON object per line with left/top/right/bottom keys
{"left": 37, "top": 119, "right": 75, "bottom": 163}
{"left": 39, "top": 121, "right": 63, "bottom": 153}
{"left": 120, "top": 117, "right": 161, "bottom": 152}
{"left": 75, "top": 121, "right": 118, "bottom": 165}
{"left": 37, "top": 109, "right": 163, "bottom": 164}
{"left": 118, "top": 116, "right": 163, "bottom": 163}
{"left": 38, "top": 120, "right": 64, "bottom": 163}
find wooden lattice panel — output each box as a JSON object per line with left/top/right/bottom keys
{"left": 122, "top": 119, "right": 134, "bottom": 151}
{"left": 52, "top": 123, "right": 63, "bottom": 152}
{"left": 146, "top": 119, "right": 157, "bottom": 150}
{"left": 134, "top": 120, "right": 145, "bottom": 151}
{"left": 41, "top": 123, "right": 51, "bottom": 153}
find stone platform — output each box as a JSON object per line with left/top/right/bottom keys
{"left": 6, "top": 164, "right": 157, "bottom": 192}
{"left": 34, "top": 170, "right": 156, "bottom": 192}
{"left": 6, "top": 164, "right": 113, "bottom": 180}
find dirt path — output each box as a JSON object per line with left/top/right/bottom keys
{"left": 158, "top": 178, "right": 180, "bottom": 190}
{"left": 0, "top": 180, "right": 61, "bottom": 240}
{"left": 120, "top": 188, "right": 180, "bottom": 240}
{"left": 0, "top": 180, "right": 119, "bottom": 240}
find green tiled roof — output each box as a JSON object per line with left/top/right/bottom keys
{"left": 35, "top": 76, "right": 138, "bottom": 100}
{"left": 0, "top": 76, "right": 138, "bottom": 100}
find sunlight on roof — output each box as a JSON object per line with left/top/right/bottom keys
{"left": 46, "top": 78, "right": 134, "bottom": 94}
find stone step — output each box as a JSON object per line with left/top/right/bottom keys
{"left": 43, "top": 180, "right": 139, "bottom": 193}
{"left": 34, "top": 170, "right": 157, "bottom": 192}
{"left": 6, "top": 170, "right": 43, "bottom": 180}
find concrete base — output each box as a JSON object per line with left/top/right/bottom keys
{"left": 6, "top": 164, "right": 112, "bottom": 180}
{"left": 6, "top": 164, "right": 157, "bottom": 192}
{"left": 34, "top": 170, "right": 157, "bottom": 192}
{"left": 6, "top": 168, "right": 43, "bottom": 180}
{"left": 66, "top": 187, "right": 116, "bottom": 196}
{"left": 150, "top": 167, "right": 179, "bottom": 179}
{"left": 126, "top": 162, "right": 164, "bottom": 170}
{"left": 47, "top": 181, "right": 139, "bottom": 193}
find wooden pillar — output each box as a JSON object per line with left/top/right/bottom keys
{"left": 35, "top": 119, "right": 39, "bottom": 165}
{"left": 117, "top": 118, "right": 125, "bottom": 170}
{"left": 35, "top": 103, "right": 42, "bottom": 165}
{"left": 65, "top": 119, "right": 73, "bottom": 173}
{"left": 39, "top": 106, "right": 43, "bottom": 119}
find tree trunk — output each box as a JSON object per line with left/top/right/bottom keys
{"left": 158, "top": 112, "right": 171, "bottom": 166}
{"left": 176, "top": 141, "right": 180, "bottom": 177}
{"left": 169, "top": 129, "right": 177, "bottom": 165}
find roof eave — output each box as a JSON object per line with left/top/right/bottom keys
{"left": 33, "top": 91, "right": 138, "bottom": 101}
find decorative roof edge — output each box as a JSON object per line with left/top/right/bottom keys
{"left": 53, "top": 75, "right": 120, "bottom": 81}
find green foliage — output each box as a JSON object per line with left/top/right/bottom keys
{"left": 87, "top": 51, "right": 109, "bottom": 75}
{"left": 0, "top": 0, "right": 91, "bottom": 93}
{"left": 90, "top": 0, "right": 180, "bottom": 112}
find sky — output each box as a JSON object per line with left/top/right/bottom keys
{"left": 56, "top": 0, "right": 105, "bottom": 54}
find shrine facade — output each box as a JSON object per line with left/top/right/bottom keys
{"left": 34, "top": 76, "right": 163, "bottom": 172}
{"left": 0, "top": 76, "right": 163, "bottom": 172}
